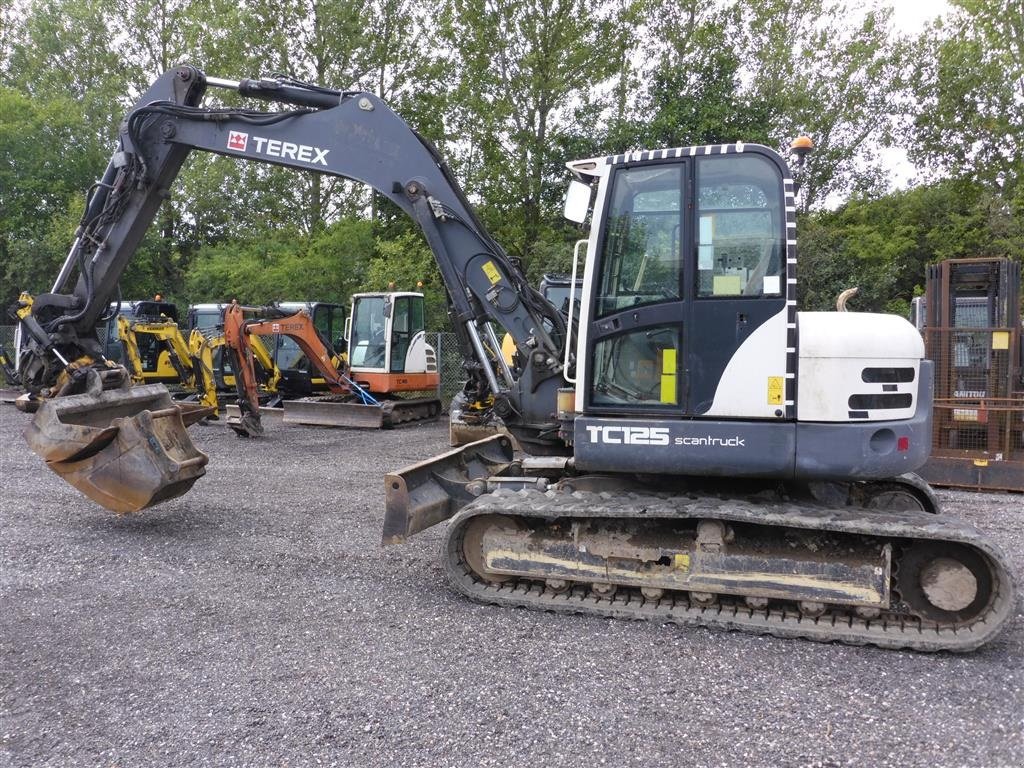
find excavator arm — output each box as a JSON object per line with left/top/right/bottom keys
{"left": 117, "top": 315, "right": 194, "bottom": 385}
{"left": 222, "top": 303, "right": 348, "bottom": 435}
{"left": 19, "top": 66, "right": 565, "bottom": 443}
{"left": 118, "top": 315, "right": 222, "bottom": 414}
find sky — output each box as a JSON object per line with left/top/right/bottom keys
{"left": 885, "top": 0, "right": 952, "bottom": 33}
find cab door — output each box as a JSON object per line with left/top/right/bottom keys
{"left": 584, "top": 161, "right": 689, "bottom": 416}
{"left": 688, "top": 153, "right": 789, "bottom": 419}
{"left": 583, "top": 151, "right": 789, "bottom": 421}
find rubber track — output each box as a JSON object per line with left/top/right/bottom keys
{"left": 442, "top": 488, "right": 1016, "bottom": 652}
{"left": 381, "top": 397, "right": 442, "bottom": 427}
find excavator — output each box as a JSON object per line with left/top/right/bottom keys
{"left": 116, "top": 311, "right": 221, "bottom": 413}
{"left": 117, "top": 304, "right": 286, "bottom": 417}
{"left": 222, "top": 300, "right": 440, "bottom": 436}
{"left": 10, "top": 66, "right": 1014, "bottom": 651}
{"left": 189, "top": 299, "right": 344, "bottom": 396}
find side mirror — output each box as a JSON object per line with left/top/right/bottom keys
{"left": 563, "top": 179, "right": 591, "bottom": 224}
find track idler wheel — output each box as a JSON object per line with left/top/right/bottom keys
{"left": 863, "top": 481, "right": 929, "bottom": 512}
{"left": 897, "top": 543, "right": 993, "bottom": 623}
{"left": 460, "top": 514, "right": 519, "bottom": 584}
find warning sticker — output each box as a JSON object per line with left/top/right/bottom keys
{"left": 767, "top": 376, "right": 784, "bottom": 405}
{"left": 481, "top": 260, "right": 502, "bottom": 285}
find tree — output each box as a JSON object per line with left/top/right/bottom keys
{"left": 737, "top": 0, "right": 903, "bottom": 209}
{"left": 365, "top": 231, "right": 449, "bottom": 329}
{"left": 797, "top": 178, "right": 1020, "bottom": 315}
{"left": 0, "top": 88, "right": 108, "bottom": 306}
{"left": 906, "top": 0, "right": 1024, "bottom": 194}
{"left": 601, "top": 1, "right": 772, "bottom": 152}
{"left": 439, "top": 0, "right": 619, "bottom": 266}
{"left": 184, "top": 218, "right": 375, "bottom": 304}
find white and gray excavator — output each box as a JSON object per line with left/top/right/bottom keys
{"left": 11, "top": 66, "right": 1014, "bottom": 651}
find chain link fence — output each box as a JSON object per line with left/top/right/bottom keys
{"left": 431, "top": 331, "right": 465, "bottom": 412}
{"left": 0, "top": 326, "right": 15, "bottom": 386}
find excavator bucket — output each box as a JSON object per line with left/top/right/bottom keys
{"left": 381, "top": 434, "right": 515, "bottom": 544}
{"left": 23, "top": 385, "right": 210, "bottom": 514}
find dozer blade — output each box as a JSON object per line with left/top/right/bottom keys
{"left": 225, "top": 403, "right": 285, "bottom": 426}
{"left": 23, "top": 384, "right": 210, "bottom": 514}
{"left": 382, "top": 434, "right": 515, "bottom": 544}
{"left": 282, "top": 397, "right": 441, "bottom": 429}
{"left": 283, "top": 399, "right": 386, "bottom": 428}
{"left": 0, "top": 388, "right": 22, "bottom": 405}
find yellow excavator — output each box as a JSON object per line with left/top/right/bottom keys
{"left": 116, "top": 309, "right": 282, "bottom": 416}
{"left": 10, "top": 66, "right": 1015, "bottom": 651}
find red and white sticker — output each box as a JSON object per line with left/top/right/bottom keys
{"left": 227, "top": 131, "right": 248, "bottom": 151}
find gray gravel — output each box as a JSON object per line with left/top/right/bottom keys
{"left": 1, "top": 405, "right": 1022, "bottom": 767}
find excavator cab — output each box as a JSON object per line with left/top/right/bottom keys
{"left": 345, "top": 292, "right": 438, "bottom": 394}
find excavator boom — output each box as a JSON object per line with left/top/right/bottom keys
{"left": 16, "top": 66, "right": 560, "bottom": 509}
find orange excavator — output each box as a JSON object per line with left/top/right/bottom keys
{"left": 222, "top": 302, "right": 440, "bottom": 436}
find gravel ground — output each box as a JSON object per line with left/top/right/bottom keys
{"left": 1, "top": 405, "right": 1022, "bottom": 767}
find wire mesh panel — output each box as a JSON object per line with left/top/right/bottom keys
{"left": 926, "top": 327, "right": 1023, "bottom": 457}
{"left": 434, "top": 331, "right": 465, "bottom": 413}
{"left": 920, "top": 257, "right": 1024, "bottom": 490}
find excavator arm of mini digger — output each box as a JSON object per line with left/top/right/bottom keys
{"left": 222, "top": 303, "right": 354, "bottom": 436}
{"left": 13, "top": 65, "right": 564, "bottom": 512}
{"left": 117, "top": 315, "right": 222, "bottom": 415}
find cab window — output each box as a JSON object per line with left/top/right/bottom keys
{"left": 596, "top": 165, "right": 683, "bottom": 318}
{"left": 696, "top": 155, "right": 783, "bottom": 298}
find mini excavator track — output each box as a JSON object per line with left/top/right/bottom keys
{"left": 440, "top": 488, "right": 1015, "bottom": 652}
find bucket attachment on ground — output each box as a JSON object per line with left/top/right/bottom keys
{"left": 382, "top": 434, "right": 515, "bottom": 544}
{"left": 24, "top": 384, "right": 210, "bottom": 514}
{"left": 448, "top": 391, "right": 508, "bottom": 446}
{"left": 283, "top": 397, "right": 441, "bottom": 429}
{"left": 225, "top": 403, "right": 282, "bottom": 437}
{"left": 449, "top": 415, "right": 509, "bottom": 447}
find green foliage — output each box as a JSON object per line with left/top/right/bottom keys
{"left": 0, "top": 87, "right": 107, "bottom": 306}
{"left": 1, "top": 0, "right": 1020, "bottom": 339}
{"left": 906, "top": 0, "right": 1024, "bottom": 192}
{"left": 439, "top": 0, "right": 618, "bottom": 266}
{"left": 365, "top": 231, "right": 449, "bottom": 329}
{"left": 798, "top": 178, "right": 1021, "bottom": 314}
{"left": 185, "top": 219, "right": 374, "bottom": 304}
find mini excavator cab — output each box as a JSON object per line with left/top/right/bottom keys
{"left": 345, "top": 292, "right": 438, "bottom": 394}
